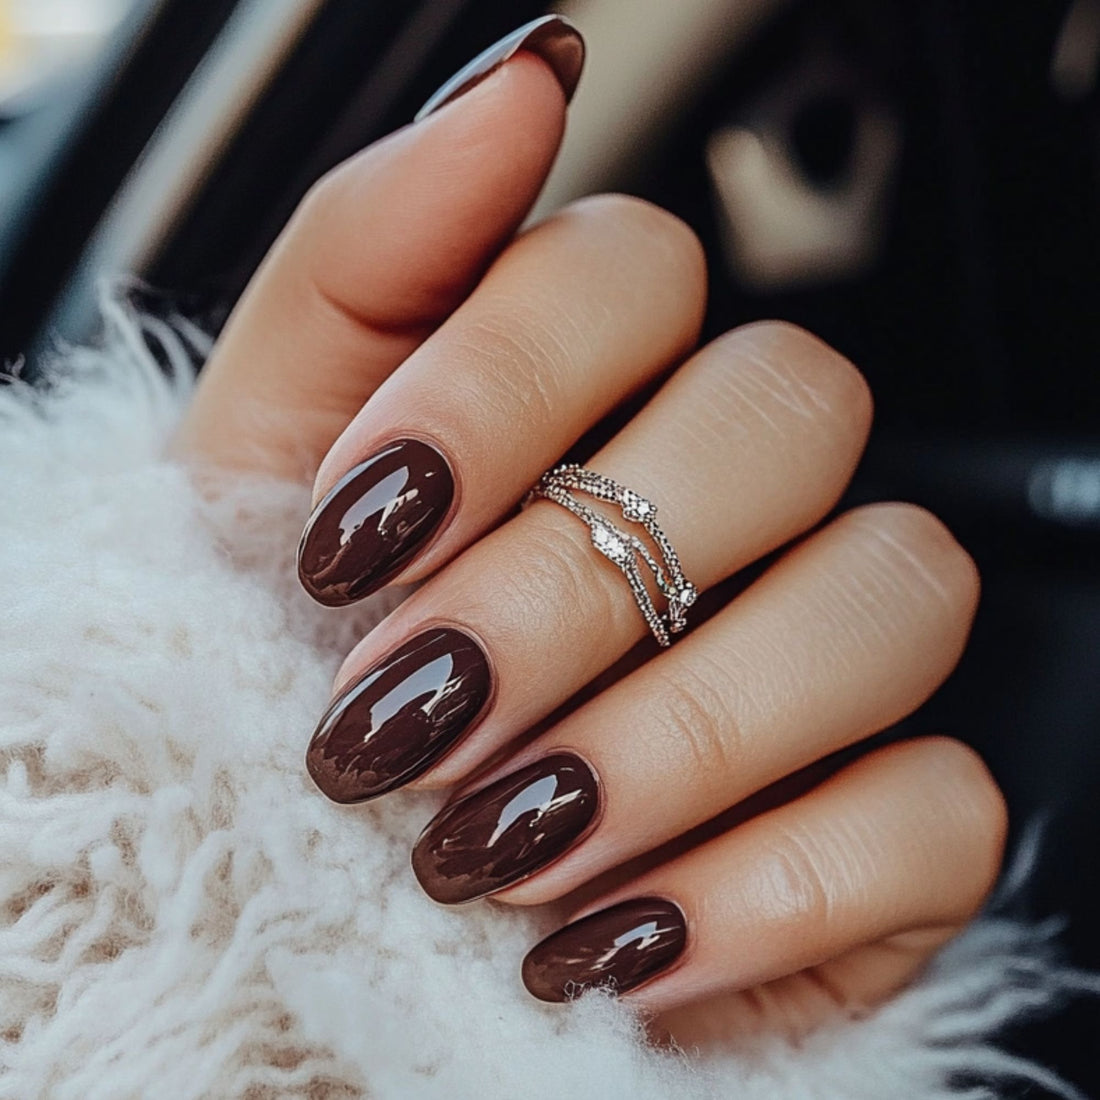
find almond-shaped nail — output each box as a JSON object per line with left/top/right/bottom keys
{"left": 522, "top": 898, "right": 687, "bottom": 1002}
{"left": 297, "top": 438, "right": 454, "bottom": 607}
{"left": 306, "top": 628, "right": 491, "bottom": 803}
{"left": 414, "top": 15, "right": 585, "bottom": 122}
{"left": 411, "top": 753, "right": 599, "bottom": 904}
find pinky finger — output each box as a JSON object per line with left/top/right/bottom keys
{"left": 521, "top": 737, "right": 1007, "bottom": 1018}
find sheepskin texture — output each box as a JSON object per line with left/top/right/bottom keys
{"left": 0, "top": 296, "right": 1095, "bottom": 1099}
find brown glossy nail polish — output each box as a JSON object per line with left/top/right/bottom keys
{"left": 298, "top": 439, "right": 454, "bottom": 607}
{"left": 521, "top": 898, "right": 687, "bottom": 1002}
{"left": 414, "top": 15, "right": 586, "bottom": 122}
{"left": 306, "top": 628, "right": 492, "bottom": 803}
{"left": 411, "top": 753, "right": 599, "bottom": 904}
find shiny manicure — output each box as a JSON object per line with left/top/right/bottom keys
{"left": 306, "top": 628, "right": 492, "bottom": 803}
{"left": 522, "top": 898, "right": 687, "bottom": 1002}
{"left": 414, "top": 15, "right": 586, "bottom": 122}
{"left": 411, "top": 753, "right": 599, "bottom": 904}
{"left": 298, "top": 438, "right": 454, "bottom": 607}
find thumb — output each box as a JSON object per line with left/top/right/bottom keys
{"left": 173, "top": 16, "right": 583, "bottom": 479}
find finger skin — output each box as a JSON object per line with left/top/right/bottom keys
{"left": 304, "top": 193, "right": 706, "bottom": 596}
{"left": 324, "top": 322, "right": 870, "bottom": 796}
{"left": 173, "top": 53, "right": 569, "bottom": 478}
{"left": 527, "top": 737, "right": 1007, "bottom": 1016}
{"left": 488, "top": 502, "right": 981, "bottom": 905}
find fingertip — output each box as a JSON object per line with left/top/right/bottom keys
{"left": 414, "top": 15, "right": 584, "bottom": 123}
{"left": 180, "top": 43, "right": 573, "bottom": 477}
{"left": 301, "top": 50, "right": 569, "bottom": 332}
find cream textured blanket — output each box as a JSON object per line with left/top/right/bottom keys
{"left": 0, "top": 298, "right": 1092, "bottom": 1099}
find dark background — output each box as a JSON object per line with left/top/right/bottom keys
{"left": 1, "top": 1, "right": 1097, "bottom": 1093}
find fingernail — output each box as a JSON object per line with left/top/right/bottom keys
{"left": 306, "top": 628, "right": 492, "bottom": 803}
{"left": 298, "top": 438, "right": 454, "bottom": 607}
{"left": 522, "top": 898, "right": 687, "bottom": 1002}
{"left": 411, "top": 753, "right": 599, "bottom": 904}
{"left": 414, "top": 15, "right": 586, "bottom": 123}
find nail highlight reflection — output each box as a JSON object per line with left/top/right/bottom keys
{"left": 411, "top": 753, "right": 599, "bottom": 904}
{"left": 297, "top": 439, "right": 454, "bottom": 606}
{"left": 307, "top": 628, "right": 491, "bottom": 802}
{"left": 522, "top": 898, "right": 687, "bottom": 1002}
{"left": 414, "top": 15, "right": 586, "bottom": 122}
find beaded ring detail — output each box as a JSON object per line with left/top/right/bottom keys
{"left": 526, "top": 463, "right": 697, "bottom": 647}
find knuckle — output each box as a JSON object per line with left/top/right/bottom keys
{"left": 448, "top": 311, "right": 565, "bottom": 427}
{"left": 650, "top": 657, "right": 739, "bottom": 779}
{"left": 920, "top": 736, "right": 1008, "bottom": 891}
{"left": 567, "top": 193, "right": 707, "bottom": 291}
{"left": 761, "top": 826, "right": 834, "bottom": 929}
{"left": 725, "top": 321, "right": 874, "bottom": 438}
{"left": 839, "top": 502, "right": 981, "bottom": 619}
{"left": 496, "top": 506, "right": 634, "bottom": 645}
{"left": 889, "top": 736, "right": 1007, "bottom": 919}
{"left": 295, "top": 167, "right": 344, "bottom": 234}
{"left": 692, "top": 322, "right": 873, "bottom": 467}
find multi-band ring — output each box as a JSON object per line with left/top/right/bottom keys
{"left": 526, "top": 464, "right": 697, "bottom": 647}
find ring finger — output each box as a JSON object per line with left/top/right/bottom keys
{"left": 407, "top": 500, "right": 979, "bottom": 906}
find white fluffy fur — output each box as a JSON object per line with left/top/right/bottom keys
{"left": 0, "top": 296, "right": 1093, "bottom": 1099}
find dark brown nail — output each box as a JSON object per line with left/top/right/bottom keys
{"left": 306, "top": 628, "right": 491, "bottom": 803}
{"left": 522, "top": 898, "right": 687, "bottom": 1002}
{"left": 411, "top": 753, "right": 599, "bottom": 904}
{"left": 414, "top": 15, "right": 585, "bottom": 122}
{"left": 297, "top": 439, "right": 454, "bottom": 607}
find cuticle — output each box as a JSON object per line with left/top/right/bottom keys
{"left": 378, "top": 428, "right": 462, "bottom": 575}
{"left": 612, "top": 895, "right": 694, "bottom": 1000}
{"left": 414, "top": 750, "right": 603, "bottom": 906}
{"left": 479, "top": 750, "right": 605, "bottom": 901}
{"left": 330, "top": 620, "right": 496, "bottom": 746}
{"left": 567, "top": 747, "right": 605, "bottom": 836}
{"left": 417, "top": 617, "right": 497, "bottom": 719}
{"left": 376, "top": 619, "right": 498, "bottom": 787}
{"left": 300, "top": 431, "right": 462, "bottom": 607}
{"left": 308, "top": 429, "right": 461, "bottom": 543}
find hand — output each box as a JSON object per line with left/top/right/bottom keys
{"left": 174, "top": 17, "right": 1005, "bottom": 1044}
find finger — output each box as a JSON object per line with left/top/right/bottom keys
{"left": 295, "top": 194, "right": 706, "bottom": 605}
{"left": 173, "top": 19, "right": 583, "bottom": 478}
{"left": 521, "top": 738, "right": 1007, "bottom": 1015}
{"left": 408, "top": 502, "right": 979, "bottom": 905}
{"left": 305, "top": 323, "right": 869, "bottom": 802}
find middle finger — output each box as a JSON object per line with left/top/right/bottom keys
{"left": 306, "top": 321, "right": 870, "bottom": 803}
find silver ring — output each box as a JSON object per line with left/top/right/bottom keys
{"left": 526, "top": 464, "right": 697, "bottom": 647}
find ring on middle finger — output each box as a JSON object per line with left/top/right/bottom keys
{"left": 527, "top": 463, "right": 698, "bottom": 647}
